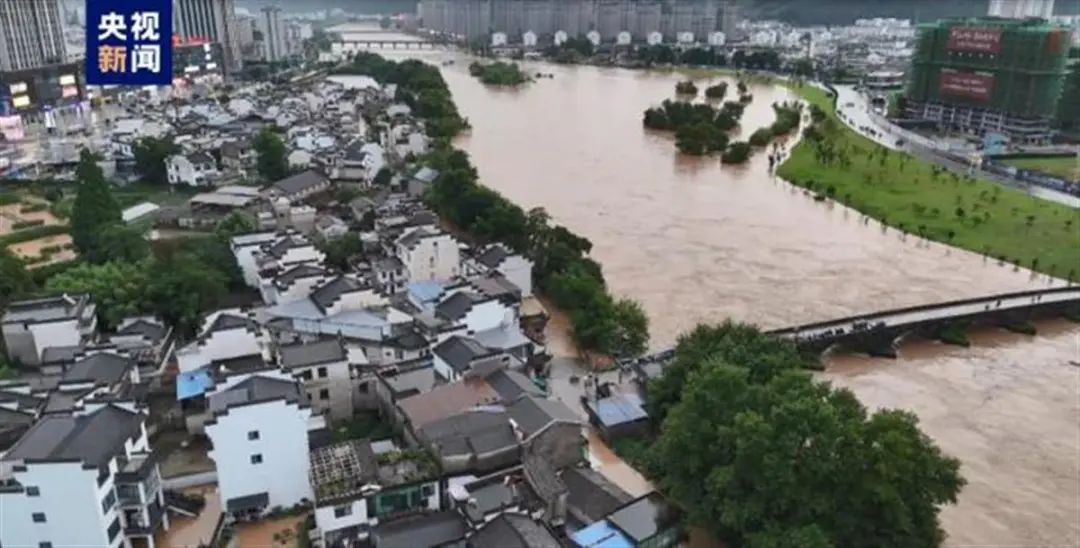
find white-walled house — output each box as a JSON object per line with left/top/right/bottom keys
{"left": 278, "top": 340, "right": 354, "bottom": 423}
{"left": 470, "top": 245, "right": 534, "bottom": 297}
{"left": 309, "top": 439, "right": 441, "bottom": 546}
{"left": 259, "top": 264, "right": 332, "bottom": 306}
{"left": 232, "top": 232, "right": 325, "bottom": 289}
{"left": 230, "top": 232, "right": 279, "bottom": 288}
{"left": 2, "top": 294, "right": 98, "bottom": 368}
{"left": 175, "top": 312, "right": 271, "bottom": 373}
{"left": 0, "top": 404, "right": 169, "bottom": 548}
{"left": 166, "top": 152, "right": 220, "bottom": 187}
{"left": 395, "top": 227, "right": 461, "bottom": 284}
{"left": 336, "top": 142, "right": 386, "bottom": 184}
{"left": 205, "top": 371, "right": 316, "bottom": 519}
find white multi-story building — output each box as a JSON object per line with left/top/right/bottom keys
{"left": 278, "top": 339, "right": 356, "bottom": 422}
{"left": 0, "top": 0, "right": 65, "bottom": 71}
{"left": 1, "top": 294, "right": 97, "bottom": 368}
{"left": 259, "top": 6, "right": 287, "bottom": 62}
{"left": 231, "top": 231, "right": 326, "bottom": 290}
{"left": 988, "top": 0, "right": 1055, "bottom": 19}
{"left": 166, "top": 152, "right": 220, "bottom": 187}
{"left": 0, "top": 404, "right": 169, "bottom": 548}
{"left": 395, "top": 227, "right": 461, "bottom": 284}
{"left": 309, "top": 440, "right": 441, "bottom": 546}
{"left": 205, "top": 371, "right": 316, "bottom": 519}
{"left": 173, "top": 0, "right": 243, "bottom": 73}
{"left": 470, "top": 244, "right": 534, "bottom": 297}
{"left": 175, "top": 311, "right": 271, "bottom": 373}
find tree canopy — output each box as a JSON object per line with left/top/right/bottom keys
{"left": 0, "top": 249, "right": 33, "bottom": 306}
{"left": 253, "top": 128, "right": 289, "bottom": 182}
{"left": 132, "top": 136, "right": 180, "bottom": 186}
{"left": 70, "top": 149, "right": 122, "bottom": 260}
{"left": 643, "top": 322, "right": 964, "bottom": 548}
{"left": 45, "top": 261, "right": 149, "bottom": 330}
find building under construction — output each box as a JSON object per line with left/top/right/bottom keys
{"left": 905, "top": 17, "right": 1071, "bottom": 144}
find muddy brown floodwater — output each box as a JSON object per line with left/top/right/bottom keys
{"left": 336, "top": 52, "right": 1079, "bottom": 546}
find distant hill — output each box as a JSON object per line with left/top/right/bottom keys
{"left": 237, "top": 0, "right": 1073, "bottom": 25}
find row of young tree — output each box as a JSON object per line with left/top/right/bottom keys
{"left": 340, "top": 52, "right": 649, "bottom": 358}
{"left": 635, "top": 322, "right": 965, "bottom": 548}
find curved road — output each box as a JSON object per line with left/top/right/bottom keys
{"left": 832, "top": 85, "right": 1080, "bottom": 208}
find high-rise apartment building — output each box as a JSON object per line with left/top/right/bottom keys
{"left": 905, "top": 17, "right": 1071, "bottom": 143}
{"left": 0, "top": 0, "right": 66, "bottom": 72}
{"left": 988, "top": 0, "right": 1055, "bottom": 19}
{"left": 258, "top": 6, "right": 287, "bottom": 62}
{"left": 173, "top": 0, "right": 242, "bottom": 73}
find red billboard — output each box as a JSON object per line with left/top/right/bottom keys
{"left": 947, "top": 26, "right": 1003, "bottom": 53}
{"left": 939, "top": 70, "right": 995, "bottom": 101}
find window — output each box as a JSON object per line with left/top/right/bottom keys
{"left": 421, "top": 484, "right": 434, "bottom": 497}
{"left": 250, "top": 454, "right": 263, "bottom": 464}
{"left": 101, "top": 490, "right": 117, "bottom": 514}
{"left": 319, "top": 389, "right": 330, "bottom": 400}
{"left": 334, "top": 504, "right": 352, "bottom": 518}
{"left": 25, "top": 486, "right": 39, "bottom": 497}
{"left": 107, "top": 517, "right": 121, "bottom": 541}
{"left": 39, "top": 543, "right": 52, "bottom": 548}
{"left": 358, "top": 382, "right": 370, "bottom": 394}
{"left": 299, "top": 370, "right": 313, "bottom": 381}
{"left": 32, "top": 512, "right": 46, "bottom": 523}
{"left": 317, "top": 367, "right": 328, "bottom": 378}
{"left": 248, "top": 430, "right": 260, "bottom": 441}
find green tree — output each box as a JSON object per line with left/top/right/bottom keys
{"left": 45, "top": 261, "right": 148, "bottom": 329}
{"left": 253, "top": 128, "right": 289, "bottom": 182}
{"left": 214, "top": 211, "right": 257, "bottom": 241}
{"left": 70, "top": 149, "right": 121, "bottom": 259}
{"left": 610, "top": 298, "right": 649, "bottom": 358}
{"left": 649, "top": 325, "right": 964, "bottom": 548}
{"left": 93, "top": 224, "right": 150, "bottom": 264}
{"left": 0, "top": 249, "right": 34, "bottom": 306}
{"left": 145, "top": 253, "right": 227, "bottom": 336}
{"left": 373, "top": 167, "right": 393, "bottom": 186}
{"left": 132, "top": 136, "right": 180, "bottom": 186}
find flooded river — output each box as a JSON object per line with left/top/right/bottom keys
{"left": 336, "top": 52, "right": 1079, "bottom": 546}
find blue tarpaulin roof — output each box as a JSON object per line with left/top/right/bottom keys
{"left": 586, "top": 392, "right": 648, "bottom": 427}
{"left": 177, "top": 369, "right": 214, "bottom": 400}
{"left": 407, "top": 280, "right": 444, "bottom": 304}
{"left": 571, "top": 520, "right": 634, "bottom": 548}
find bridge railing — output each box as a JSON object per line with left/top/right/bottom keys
{"left": 768, "top": 286, "right": 1079, "bottom": 336}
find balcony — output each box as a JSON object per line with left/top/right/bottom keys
{"left": 124, "top": 499, "right": 165, "bottom": 537}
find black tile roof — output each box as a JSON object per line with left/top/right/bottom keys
{"left": 274, "top": 264, "right": 328, "bottom": 289}
{"left": 469, "top": 513, "right": 561, "bottom": 548}
{"left": 435, "top": 292, "right": 481, "bottom": 322}
{"left": 61, "top": 353, "right": 133, "bottom": 386}
{"left": 279, "top": 340, "right": 346, "bottom": 369}
{"left": 506, "top": 396, "right": 580, "bottom": 438}
{"left": 371, "top": 511, "right": 468, "bottom": 548}
{"left": 209, "top": 375, "right": 305, "bottom": 414}
{"left": 116, "top": 319, "right": 168, "bottom": 343}
{"left": 271, "top": 170, "right": 327, "bottom": 196}
{"left": 311, "top": 275, "right": 366, "bottom": 313}
{"left": 562, "top": 467, "right": 633, "bottom": 525}
{"left": 476, "top": 245, "right": 510, "bottom": 269}
{"left": 433, "top": 336, "right": 495, "bottom": 374}
{"left": 3, "top": 405, "right": 142, "bottom": 469}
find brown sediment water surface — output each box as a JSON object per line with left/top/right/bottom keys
{"left": 334, "top": 52, "right": 1079, "bottom": 546}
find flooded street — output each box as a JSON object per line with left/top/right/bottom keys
{"left": 337, "top": 52, "right": 1078, "bottom": 545}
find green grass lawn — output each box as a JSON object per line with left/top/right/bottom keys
{"left": 1001, "top": 156, "right": 1080, "bottom": 183}
{"left": 777, "top": 83, "right": 1080, "bottom": 281}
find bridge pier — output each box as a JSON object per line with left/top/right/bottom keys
{"left": 848, "top": 332, "right": 899, "bottom": 359}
